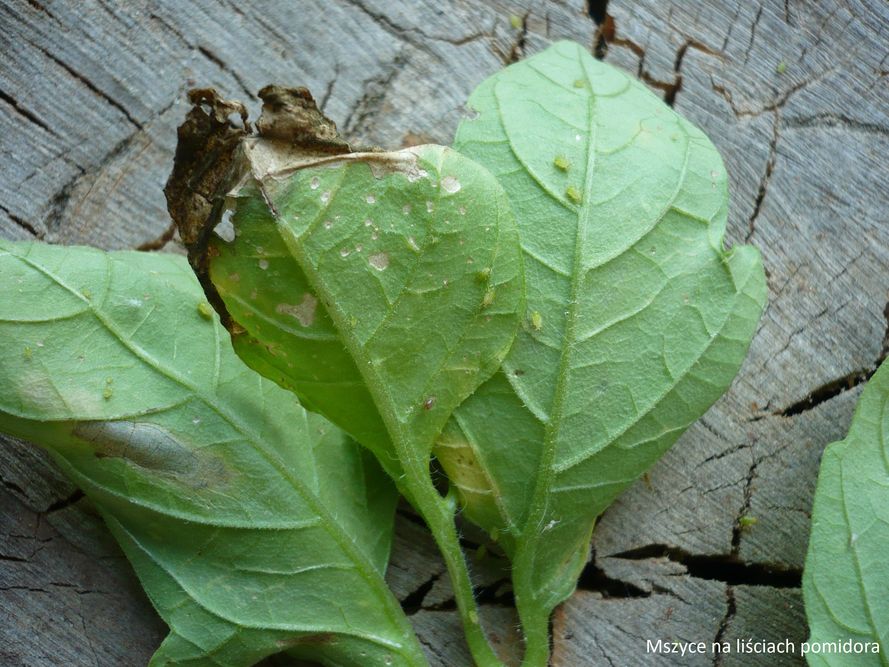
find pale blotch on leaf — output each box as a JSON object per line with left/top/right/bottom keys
{"left": 368, "top": 252, "right": 389, "bottom": 271}
{"left": 402, "top": 204, "right": 412, "bottom": 215}
{"left": 426, "top": 201, "right": 435, "bottom": 213}
{"left": 310, "top": 176, "right": 320, "bottom": 190}
{"left": 441, "top": 176, "right": 462, "bottom": 193}
{"left": 275, "top": 293, "right": 318, "bottom": 327}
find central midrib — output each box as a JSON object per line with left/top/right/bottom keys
{"left": 14, "top": 248, "right": 411, "bottom": 645}
{"left": 512, "top": 53, "right": 600, "bottom": 606}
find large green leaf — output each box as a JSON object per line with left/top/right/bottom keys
{"left": 803, "top": 359, "right": 889, "bottom": 666}
{"left": 437, "top": 41, "right": 767, "bottom": 662}
{"left": 175, "top": 89, "right": 524, "bottom": 666}
{"left": 0, "top": 241, "right": 426, "bottom": 667}
{"left": 210, "top": 145, "right": 523, "bottom": 479}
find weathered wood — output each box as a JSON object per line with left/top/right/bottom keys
{"left": 1, "top": 0, "right": 887, "bottom": 664}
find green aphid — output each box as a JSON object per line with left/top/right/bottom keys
{"left": 103, "top": 386, "right": 113, "bottom": 400}
{"left": 530, "top": 311, "right": 543, "bottom": 331}
{"left": 554, "top": 156, "right": 570, "bottom": 172}
{"left": 197, "top": 301, "right": 214, "bottom": 320}
{"left": 23, "top": 346, "right": 33, "bottom": 361}
{"left": 81, "top": 288, "right": 92, "bottom": 300}
{"left": 775, "top": 61, "right": 787, "bottom": 75}
{"left": 475, "top": 267, "right": 491, "bottom": 283}
{"left": 739, "top": 515, "right": 758, "bottom": 529}
{"left": 482, "top": 287, "right": 495, "bottom": 308}
{"left": 566, "top": 186, "right": 583, "bottom": 204}
{"left": 509, "top": 14, "right": 522, "bottom": 30}
{"left": 573, "top": 79, "right": 586, "bottom": 89}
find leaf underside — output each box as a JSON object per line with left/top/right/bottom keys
{"left": 803, "top": 359, "right": 889, "bottom": 666}
{"left": 0, "top": 241, "right": 424, "bottom": 667}
{"left": 209, "top": 143, "right": 523, "bottom": 482}
{"left": 438, "top": 41, "right": 767, "bottom": 614}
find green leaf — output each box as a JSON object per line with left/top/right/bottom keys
{"left": 209, "top": 144, "right": 523, "bottom": 476}
{"left": 0, "top": 241, "right": 427, "bottom": 667}
{"left": 439, "top": 41, "right": 767, "bottom": 662}
{"left": 183, "top": 91, "right": 524, "bottom": 665}
{"left": 803, "top": 359, "right": 889, "bottom": 666}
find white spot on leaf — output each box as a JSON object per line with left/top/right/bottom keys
{"left": 441, "top": 176, "right": 461, "bottom": 193}
{"left": 369, "top": 252, "right": 389, "bottom": 271}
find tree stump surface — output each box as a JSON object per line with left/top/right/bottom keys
{"left": 1, "top": 1, "right": 887, "bottom": 665}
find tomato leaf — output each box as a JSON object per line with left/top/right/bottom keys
{"left": 438, "top": 41, "right": 767, "bottom": 663}
{"left": 803, "top": 359, "right": 889, "bottom": 665}
{"left": 0, "top": 241, "right": 426, "bottom": 667}
{"left": 168, "top": 87, "right": 524, "bottom": 667}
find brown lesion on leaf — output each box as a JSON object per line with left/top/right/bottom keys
{"left": 255, "top": 85, "right": 350, "bottom": 151}
{"left": 164, "top": 85, "right": 352, "bottom": 330}
{"left": 163, "top": 88, "right": 249, "bottom": 327}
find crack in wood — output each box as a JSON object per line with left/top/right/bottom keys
{"left": 0, "top": 89, "right": 56, "bottom": 136}
{"left": 0, "top": 204, "right": 41, "bottom": 237}
{"left": 775, "top": 303, "right": 888, "bottom": 416}
{"left": 43, "top": 489, "right": 85, "bottom": 515}
{"left": 746, "top": 110, "right": 779, "bottom": 241}
{"left": 343, "top": 49, "right": 406, "bottom": 136}
{"left": 600, "top": 544, "right": 801, "bottom": 588}
{"left": 712, "top": 587, "right": 736, "bottom": 666}
{"left": 27, "top": 40, "right": 144, "bottom": 130}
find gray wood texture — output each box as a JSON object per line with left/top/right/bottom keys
{"left": 1, "top": 0, "right": 887, "bottom": 664}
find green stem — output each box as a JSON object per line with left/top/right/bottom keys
{"left": 403, "top": 466, "right": 505, "bottom": 667}
{"left": 514, "top": 589, "right": 550, "bottom": 667}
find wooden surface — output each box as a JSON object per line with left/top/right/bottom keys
{"left": 1, "top": 0, "right": 887, "bottom": 665}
